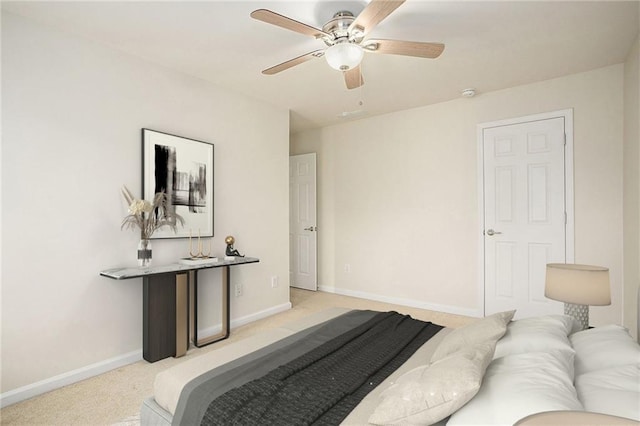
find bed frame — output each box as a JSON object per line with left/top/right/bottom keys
{"left": 140, "top": 306, "right": 640, "bottom": 425}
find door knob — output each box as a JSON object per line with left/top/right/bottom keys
{"left": 303, "top": 226, "right": 317, "bottom": 231}
{"left": 486, "top": 229, "right": 502, "bottom": 236}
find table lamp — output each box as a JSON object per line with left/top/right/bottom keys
{"left": 545, "top": 263, "right": 611, "bottom": 330}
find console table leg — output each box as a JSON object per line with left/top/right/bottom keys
{"left": 221, "top": 266, "right": 230, "bottom": 337}
{"left": 142, "top": 273, "right": 176, "bottom": 362}
{"left": 175, "top": 273, "right": 188, "bottom": 357}
{"left": 195, "top": 266, "right": 231, "bottom": 347}
{"left": 188, "top": 271, "right": 196, "bottom": 348}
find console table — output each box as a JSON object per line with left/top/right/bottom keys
{"left": 100, "top": 257, "right": 259, "bottom": 362}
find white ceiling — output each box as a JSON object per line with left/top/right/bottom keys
{"left": 3, "top": 1, "right": 638, "bottom": 134}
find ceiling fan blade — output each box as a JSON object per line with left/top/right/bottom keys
{"left": 251, "top": 9, "right": 330, "bottom": 39}
{"left": 364, "top": 39, "right": 445, "bottom": 58}
{"left": 349, "top": 0, "right": 405, "bottom": 36}
{"left": 262, "top": 50, "right": 325, "bottom": 75}
{"left": 344, "top": 65, "right": 364, "bottom": 89}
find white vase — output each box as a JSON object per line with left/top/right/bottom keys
{"left": 137, "top": 239, "right": 152, "bottom": 267}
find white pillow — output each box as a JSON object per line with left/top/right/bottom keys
{"left": 494, "top": 315, "right": 576, "bottom": 361}
{"left": 509, "top": 314, "right": 579, "bottom": 335}
{"left": 570, "top": 324, "right": 640, "bottom": 375}
{"left": 431, "top": 310, "right": 515, "bottom": 362}
{"left": 447, "top": 350, "right": 583, "bottom": 426}
{"left": 575, "top": 363, "right": 640, "bottom": 421}
{"left": 369, "top": 341, "right": 496, "bottom": 425}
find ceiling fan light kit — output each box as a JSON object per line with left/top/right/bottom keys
{"left": 251, "top": 0, "right": 444, "bottom": 89}
{"left": 325, "top": 42, "right": 364, "bottom": 71}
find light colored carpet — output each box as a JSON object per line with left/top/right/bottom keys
{"left": 0, "top": 288, "right": 474, "bottom": 425}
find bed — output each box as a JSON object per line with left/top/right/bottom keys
{"left": 140, "top": 306, "right": 640, "bottom": 425}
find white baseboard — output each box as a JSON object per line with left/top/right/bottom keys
{"left": 0, "top": 350, "right": 142, "bottom": 408}
{"left": 1, "top": 301, "right": 292, "bottom": 409}
{"left": 197, "top": 301, "right": 292, "bottom": 339}
{"left": 318, "top": 285, "right": 482, "bottom": 318}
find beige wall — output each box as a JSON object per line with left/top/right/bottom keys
{"left": 1, "top": 12, "right": 290, "bottom": 396}
{"left": 292, "top": 65, "right": 625, "bottom": 325}
{"left": 623, "top": 34, "right": 640, "bottom": 340}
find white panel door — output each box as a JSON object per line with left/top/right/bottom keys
{"left": 289, "top": 153, "right": 317, "bottom": 291}
{"left": 483, "top": 117, "right": 567, "bottom": 318}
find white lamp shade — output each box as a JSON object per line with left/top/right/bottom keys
{"left": 325, "top": 42, "right": 363, "bottom": 71}
{"left": 545, "top": 263, "right": 611, "bottom": 306}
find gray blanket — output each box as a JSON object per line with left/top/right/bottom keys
{"left": 172, "top": 310, "right": 443, "bottom": 426}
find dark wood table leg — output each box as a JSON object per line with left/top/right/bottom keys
{"left": 143, "top": 273, "right": 176, "bottom": 362}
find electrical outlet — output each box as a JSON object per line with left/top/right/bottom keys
{"left": 271, "top": 276, "right": 279, "bottom": 288}
{"left": 344, "top": 264, "right": 351, "bottom": 273}
{"left": 235, "top": 282, "right": 243, "bottom": 297}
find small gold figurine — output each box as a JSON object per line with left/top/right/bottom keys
{"left": 225, "top": 235, "right": 243, "bottom": 257}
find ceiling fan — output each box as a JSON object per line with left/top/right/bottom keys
{"left": 250, "top": 0, "right": 445, "bottom": 90}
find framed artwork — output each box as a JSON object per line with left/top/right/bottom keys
{"left": 142, "top": 128, "right": 214, "bottom": 239}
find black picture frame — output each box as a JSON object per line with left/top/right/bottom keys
{"left": 142, "top": 128, "right": 214, "bottom": 239}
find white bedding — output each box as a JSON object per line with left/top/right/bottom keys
{"left": 448, "top": 315, "right": 640, "bottom": 425}
{"left": 571, "top": 325, "right": 640, "bottom": 421}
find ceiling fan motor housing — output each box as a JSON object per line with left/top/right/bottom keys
{"left": 322, "top": 11, "right": 364, "bottom": 45}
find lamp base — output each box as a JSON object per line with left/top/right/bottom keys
{"left": 564, "top": 303, "right": 589, "bottom": 330}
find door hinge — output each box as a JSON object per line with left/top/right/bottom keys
{"left": 564, "top": 133, "right": 567, "bottom": 146}
{"left": 564, "top": 211, "right": 567, "bottom": 224}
